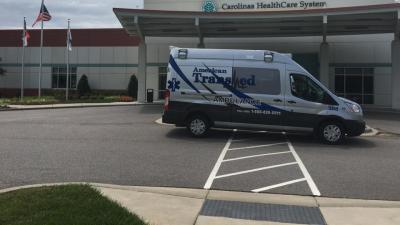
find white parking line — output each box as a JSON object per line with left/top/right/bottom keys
{"left": 231, "top": 138, "right": 252, "bottom": 142}
{"left": 228, "top": 142, "right": 287, "bottom": 151}
{"left": 215, "top": 162, "right": 298, "bottom": 179}
{"left": 223, "top": 151, "right": 291, "bottom": 162}
{"left": 203, "top": 130, "right": 236, "bottom": 190}
{"left": 204, "top": 132, "right": 321, "bottom": 196}
{"left": 287, "top": 140, "right": 321, "bottom": 196}
{"left": 252, "top": 178, "right": 307, "bottom": 193}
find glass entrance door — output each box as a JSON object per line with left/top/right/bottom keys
{"left": 334, "top": 68, "right": 374, "bottom": 105}
{"left": 158, "top": 67, "right": 167, "bottom": 99}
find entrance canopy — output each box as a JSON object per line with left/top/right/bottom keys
{"left": 114, "top": 3, "right": 400, "bottom": 39}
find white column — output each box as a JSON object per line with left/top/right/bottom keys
{"left": 197, "top": 36, "right": 205, "bottom": 48}
{"left": 392, "top": 39, "right": 400, "bottom": 110}
{"left": 137, "top": 41, "right": 147, "bottom": 102}
{"left": 319, "top": 42, "right": 330, "bottom": 87}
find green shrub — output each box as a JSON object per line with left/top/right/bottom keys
{"left": 77, "top": 75, "right": 91, "bottom": 97}
{"left": 127, "top": 75, "right": 138, "bottom": 99}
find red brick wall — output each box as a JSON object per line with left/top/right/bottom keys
{"left": 0, "top": 29, "right": 141, "bottom": 47}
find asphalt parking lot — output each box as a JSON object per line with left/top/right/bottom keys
{"left": 0, "top": 105, "right": 400, "bottom": 201}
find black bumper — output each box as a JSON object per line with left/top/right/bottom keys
{"left": 162, "top": 110, "right": 186, "bottom": 126}
{"left": 344, "top": 120, "right": 366, "bottom": 137}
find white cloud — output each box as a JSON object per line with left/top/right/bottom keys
{"left": 0, "top": 0, "right": 143, "bottom": 29}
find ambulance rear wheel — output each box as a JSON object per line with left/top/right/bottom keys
{"left": 187, "top": 115, "right": 210, "bottom": 137}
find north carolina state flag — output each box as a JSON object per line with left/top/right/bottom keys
{"left": 22, "top": 18, "right": 30, "bottom": 47}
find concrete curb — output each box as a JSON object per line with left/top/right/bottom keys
{"left": 1, "top": 102, "right": 163, "bottom": 111}
{"left": 1, "top": 182, "right": 400, "bottom": 208}
{"left": 362, "top": 125, "right": 379, "bottom": 137}
{"left": 155, "top": 118, "right": 175, "bottom": 126}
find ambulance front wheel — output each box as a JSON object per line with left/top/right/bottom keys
{"left": 318, "top": 121, "right": 345, "bottom": 145}
{"left": 187, "top": 115, "right": 210, "bottom": 137}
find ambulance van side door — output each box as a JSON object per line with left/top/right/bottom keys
{"left": 230, "top": 61, "right": 286, "bottom": 127}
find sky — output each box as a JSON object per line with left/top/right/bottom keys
{"left": 0, "top": 0, "right": 143, "bottom": 29}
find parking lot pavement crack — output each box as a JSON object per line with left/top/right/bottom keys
{"left": 193, "top": 190, "right": 210, "bottom": 225}
{"left": 313, "top": 197, "right": 321, "bottom": 208}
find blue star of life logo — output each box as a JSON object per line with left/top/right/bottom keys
{"left": 168, "top": 78, "right": 181, "bottom": 92}
{"left": 202, "top": 0, "right": 217, "bottom": 12}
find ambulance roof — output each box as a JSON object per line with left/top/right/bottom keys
{"left": 170, "top": 47, "right": 292, "bottom": 64}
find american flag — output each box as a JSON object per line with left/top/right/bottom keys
{"left": 22, "top": 18, "right": 31, "bottom": 47}
{"left": 32, "top": 0, "right": 52, "bottom": 27}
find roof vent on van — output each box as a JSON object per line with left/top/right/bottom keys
{"left": 264, "top": 52, "right": 274, "bottom": 62}
{"left": 178, "top": 49, "right": 188, "bottom": 59}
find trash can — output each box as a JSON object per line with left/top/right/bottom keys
{"left": 147, "top": 89, "right": 154, "bottom": 103}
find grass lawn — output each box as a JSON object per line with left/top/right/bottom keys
{"left": 0, "top": 96, "right": 126, "bottom": 106}
{"left": 0, "top": 185, "right": 148, "bottom": 225}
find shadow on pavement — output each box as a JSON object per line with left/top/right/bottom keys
{"left": 138, "top": 105, "right": 163, "bottom": 114}
{"left": 288, "top": 134, "right": 377, "bottom": 149}
{"left": 165, "top": 124, "right": 377, "bottom": 149}
{"left": 165, "top": 128, "right": 232, "bottom": 142}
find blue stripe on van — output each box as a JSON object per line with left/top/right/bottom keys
{"left": 169, "top": 55, "right": 201, "bottom": 93}
{"left": 203, "top": 64, "right": 284, "bottom": 112}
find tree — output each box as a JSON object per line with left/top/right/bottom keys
{"left": 127, "top": 74, "right": 138, "bottom": 99}
{"left": 77, "top": 74, "right": 91, "bottom": 97}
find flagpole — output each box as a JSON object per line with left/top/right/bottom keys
{"left": 39, "top": 20, "right": 43, "bottom": 98}
{"left": 38, "top": 0, "right": 45, "bottom": 98}
{"left": 21, "top": 17, "right": 26, "bottom": 101}
{"left": 66, "top": 19, "right": 70, "bottom": 101}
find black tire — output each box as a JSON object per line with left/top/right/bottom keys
{"left": 318, "top": 121, "right": 345, "bottom": 145}
{"left": 186, "top": 115, "right": 210, "bottom": 137}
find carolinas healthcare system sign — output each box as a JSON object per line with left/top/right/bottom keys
{"left": 202, "top": 0, "right": 328, "bottom": 12}
{"left": 144, "top": 0, "right": 398, "bottom": 12}
{"left": 223, "top": 1, "right": 327, "bottom": 10}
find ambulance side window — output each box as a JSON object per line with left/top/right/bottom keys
{"left": 290, "top": 74, "right": 337, "bottom": 105}
{"left": 233, "top": 67, "right": 281, "bottom": 95}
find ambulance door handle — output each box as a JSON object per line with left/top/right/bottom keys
{"left": 273, "top": 99, "right": 282, "bottom": 103}
{"left": 287, "top": 100, "right": 297, "bottom": 104}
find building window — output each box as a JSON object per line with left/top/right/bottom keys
{"left": 158, "top": 67, "right": 168, "bottom": 99}
{"left": 334, "top": 68, "right": 374, "bottom": 105}
{"left": 52, "top": 67, "right": 77, "bottom": 89}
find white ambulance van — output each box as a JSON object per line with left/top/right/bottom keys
{"left": 162, "top": 47, "right": 365, "bottom": 144}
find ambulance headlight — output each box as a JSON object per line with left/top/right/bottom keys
{"left": 345, "top": 102, "right": 361, "bottom": 113}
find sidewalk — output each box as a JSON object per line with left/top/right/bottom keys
{"left": 2, "top": 101, "right": 163, "bottom": 111}
{"left": 93, "top": 184, "right": 400, "bottom": 225}
{"left": 1, "top": 183, "right": 399, "bottom": 225}
{"left": 365, "top": 111, "right": 400, "bottom": 135}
